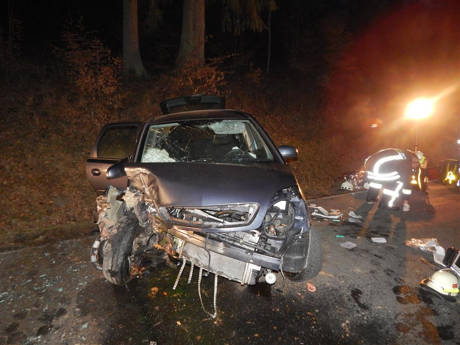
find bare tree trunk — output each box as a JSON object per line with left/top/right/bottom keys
{"left": 266, "top": 10, "right": 272, "bottom": 73}
{"left": 123, "top": 0, "right": 148, "bottom": 77}
{"left": 7, "top": 0, "right": 16, "bottom": 56}
{"left": 176, "top": 0, "right": 205, "bottom": 67}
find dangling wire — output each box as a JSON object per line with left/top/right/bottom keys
{"left": 172, "top": 257, "right": 186, "bottom": 290}
{"left": 198, "top": 267, "right": 218, "bottom": 319}
{"left": 187, "top": 262, "right": 194, "bottom": 284}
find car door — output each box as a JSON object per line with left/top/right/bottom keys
{"left": 86, "top": 122, "right": 144, "bottom": 193}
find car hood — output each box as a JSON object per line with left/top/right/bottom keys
{"left": 125, "top": 162, "right": 298, "bottom": 231}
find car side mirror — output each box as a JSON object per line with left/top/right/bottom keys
{"left": 106, "top": 158, "right": 127, "bottom": 179}
{"left": 278, "top": 145, "right": 298, "bottom": 161}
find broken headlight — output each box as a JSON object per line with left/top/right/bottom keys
{"left": 262, "top": 187, "right": 309, "bottom": 239}
{"left": 263, "top": 200, "right": 295, "bottom": 238}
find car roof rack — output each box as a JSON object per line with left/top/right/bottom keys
{"left": 160, "top": 95, "right": 225, "bottom": 115}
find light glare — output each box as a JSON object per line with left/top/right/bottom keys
{"left": 404, "top": 98, "right": 434, "bottom": 119}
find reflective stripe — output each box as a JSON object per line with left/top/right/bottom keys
{"left": 373, "top": 154, "right": 404, "bottom": 173}
{"left": 367, "top": 153, "right": 404, "bottom": 181}
{"left": 383, "top": 181, "right": 403, "bottom": 208}
{"left": 402, "top": 189, "right": 412, "bottom": 195}
{"left": 367, "top": 171, "right": 401, "bottom": 181}
{"left": 369, "top": 182, "right": 382, "bottom": 189}
{"left": 382, "top": 189, "right": 393, "bottom": 196}
{"left": 418, "top": 167, "right": 422, "bottom": 189}
{"left": 445, "top": 171, "right": 457, "bottom": 184}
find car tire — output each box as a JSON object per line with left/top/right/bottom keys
{"left": 286, "top": 227, "right": 322, "bottom": 282}
{"left": 102, "top": 212, "right": 139, "bottom": 285}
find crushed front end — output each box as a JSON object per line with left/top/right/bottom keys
{"left": 162, "top": 186, "right": 310, "bottom": 285}
{"left": 92, "top": 167, "right": 314, "bottom": 287}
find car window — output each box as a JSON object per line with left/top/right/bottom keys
{"left": 97, "top": 126, "right": 138, "bottom": 159}
{"left": 141, "top": 119, "right": 274, "bottom": 163}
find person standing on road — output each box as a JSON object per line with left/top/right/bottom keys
{"left": 364, "top": 148, "right": 413, "bottom": 211}
{"left": 416, "top": 150, "right": 428, "bottom": 192}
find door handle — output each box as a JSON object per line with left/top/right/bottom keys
{"left": 91, "top": 168, "right": 101, "bottom": 176}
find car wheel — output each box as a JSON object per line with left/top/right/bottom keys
{"left": 286, "top": 227, "right": 322, "bottom": 282}
{"left": 102, "top": 213, "right": 139, "bottom": 285}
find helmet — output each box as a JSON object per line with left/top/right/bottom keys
{"left": 420, "top": 269, "right": 459, "bottom": 297}
{"left": 340, "top": 181, "right": 353, "bottom": 191}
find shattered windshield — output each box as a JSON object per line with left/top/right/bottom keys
{"left": 140, "top": 119, "right": 275, "bottom": 163}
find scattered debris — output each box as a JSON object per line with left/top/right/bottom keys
{"left": 443, "top": 247, "right": 460, "bottom": 277}
{"left": 345, "top": 210, "right": 364, "bottom": 226}
{"left": 340, "top": 180, "right": 354, "bottom": 191}
{"left": 340, "top": 170, "right": 365, "bottom": 192}
{"left": 348, "top": 211, "right": 363, "bottom": 219}
{"left": 336, "top": 235, "right": 345, "bottom": 238}
{"left": 340, "top": 241, "right": 357, "bottom": 250}
{"left": 371, "top": 237, "right": 387, "bottom": 244}
{"left": 405, "top": 238, "right": 446, "bottom": 265}
{"left": 433, "top": 246, "right": 446, "bottom": 266}
{"left": 405, "top": 238, "right": 440, "bottom": 252}
{"left": 309, "top": 204, "right": 328, "bottom": 215}
{"left": 309, "top": 204, "right": 342, "bottom": 221}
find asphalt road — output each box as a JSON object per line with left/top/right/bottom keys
{"left": 0, "top": 183, "right": 459, "bottom": 345}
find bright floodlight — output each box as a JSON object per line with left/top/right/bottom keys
{"left": 404, "top": 98, "right": 434, "bottom": 119}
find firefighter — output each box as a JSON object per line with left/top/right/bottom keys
{"left": 364, "top": 148, "right": 413, "bottom": 211}
{"left": 416, "top": 150, "right": 428, "bottom": 192}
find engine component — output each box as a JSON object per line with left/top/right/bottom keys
{"left": 166, "top": 203, "right": 259, "bottom": 228}
{"left": 172, "top": 234, "right": 261, "bottom": 285}
{"left": 263, "top": 200, "right": 295, "bottom": 238}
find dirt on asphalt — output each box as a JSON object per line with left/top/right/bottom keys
{"left": 0, "top": 183, "right": 459, "bottom": 345}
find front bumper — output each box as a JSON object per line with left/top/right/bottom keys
{"left": 168, "top": 226, "right": 281, "bottom": 284}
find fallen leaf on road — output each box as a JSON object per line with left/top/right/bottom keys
{"left": 148, "top": 286, "right": 159, "bottom": 298}
{"left": 306, "top": 282, "right": 316, "bottom": 292}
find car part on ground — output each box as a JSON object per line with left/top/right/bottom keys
{"left": 443, "top": 247, "right": 460, "bottom": 277}
{"left": 308, "top": 204, "right": 365, "bottom": 227}
{"left": 340, "top": 180, "right": 354, "bottom": 191}
{"left": 339, "top": 170, "right": 365, "bottom": 192}
{"left": 309, "top": 204, "right": 342, "bottom": 222}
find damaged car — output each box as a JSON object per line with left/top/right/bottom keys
{"left": 86, "top": 95, "right": 321, "bottom": 289}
